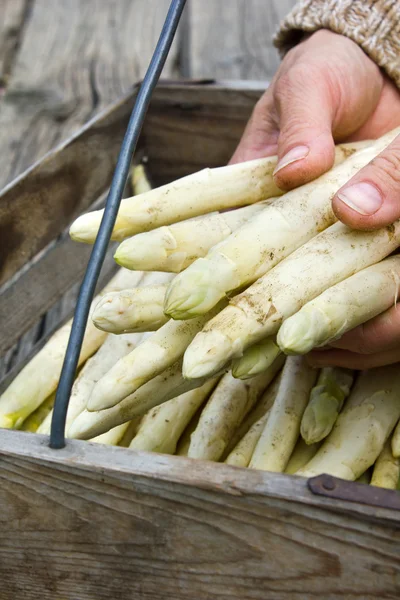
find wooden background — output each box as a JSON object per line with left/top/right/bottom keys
{"left": 0, "top": 0, "right": 295, "bottom": 373}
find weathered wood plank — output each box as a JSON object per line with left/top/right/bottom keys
{"left": 0, "top": 0, "right": 180, "bottom": 189}
{"left": 186, "top": 0, "right": 296, "bottom": 80}
{"left": 0, "top": 0, "right": 28, "bottom": 85}
{"left": 0, "top": 430, "right": 399, "bottom": 600}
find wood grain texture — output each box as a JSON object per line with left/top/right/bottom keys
{"left": 0, "top": 0, "right": 28, "bottom": 84}
{"left": 186, "top": 0, "right": 296, "bottom": 80}
{"left": 0, "top": 430, "right": 399, "bottom": 600}
{"left": 0, "top": 0, "right": 179, "bottom": 189}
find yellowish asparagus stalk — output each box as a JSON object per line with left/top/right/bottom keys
{"left": 300, "top": 367, "right": 354, "bottom": 444}
{"left": 68, "top": 359, "right": 222, "bottom": 440}
{"left": 285, "top": 438, "right": 321, "bottom": 475}
{"left": 129, "top": 379, "right": 219, "bottom": 454}
{"left": 231, "top": 337, "right": 281, "bottom": 379}
{"left": 87, "top": 301, "right": 226, "bottom": 412}
{"left": 249, "top": 357, "right": 318, "bottom": 472}
{"left": 20, "top": 393, "right": 56, "bottom": 433}
{"left": 225, "top": 411, "right": 270, "bottom": 468}
{"left": 297, "top": 365, "right": 400, "bottom": 480}
{"left": 278, "top": 256, "right": 400, "bottom": 355}
{"left": 164, "top": 136, "right": 393, "bottom": 321}
{"left": 188, "top": 364, "right": 281, "bottom": 462}
{"left": 371, "top": 437, "right": 400, "bottom": 489}
{"left": 92, "top": 285, "right": 170, "bottom": 334}
{"left": 183, "top": 219, "right": 400, "bottom": 380}
{"left": 222, "top": 372, "right": 282, "bottom": 459}
{"left": 38, "top": 332, "right": 144, "bottom": 435}
{"left": 114, "top": 203, "right": 270, "bottom": 273}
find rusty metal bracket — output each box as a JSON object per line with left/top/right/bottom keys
{"left": 308, "top": 474, "right": 400, "bottom": 511}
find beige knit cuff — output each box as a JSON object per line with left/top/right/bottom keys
{"left": 274, "top": 0, "right": 400, "bottom": 88}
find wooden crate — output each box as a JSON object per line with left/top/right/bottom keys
{"left": 0, "top": 82, "right": 399, "bottom": 600}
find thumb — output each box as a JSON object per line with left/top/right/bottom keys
{"left": 332, "top": 134, "right": 400, "bottom": 229}
{"left": 272, "top": 66, "right": 336, "bottom": 190}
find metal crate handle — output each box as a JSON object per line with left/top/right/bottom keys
{"left": 50, "top": 0, "right": 187, "bottom": 449}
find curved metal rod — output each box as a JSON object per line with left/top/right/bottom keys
{"left": 50, "top": 0, "right": 187, "bottom": 449}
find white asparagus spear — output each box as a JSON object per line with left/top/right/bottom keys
{"left": 188, "top": 365, "right": 280, "bottom": 462}
{"left": 69, "top": 142, "right": 370, "bottom": 245}
{"left": 92, "top": 285, "right": 169, "bottom": 333}
{"left": 183, "top": 219, "right": 400, "bottom": 380}
{"left": 249, "top": 357, "right": 318, "bottom": 472}
{"left": 300, "top": 368, "right": 354, "bottom": 444}
{"left": 129, "top": 378, "right": 219, "bottom": 454}
{"left": 370, "top": 437, "right": 400, "bottom": 489}
{"left": 231, "top": 337, "right": 281, "bottom": 379}
{"left": 68, "top": 359, "right": 223, "bottom": 440}
{"left": 114, "top": 203, "right": 271, "bottom": 273}
{"left": 70, "top": 157, "right": 283, "bottom": 243}
{"left": 87, "top": 301, "right": 226, "bottom": 412}
{"left": 0, "top": 267, "right": 145, "bottom": 429}
{"left": 285, "top": 438, "right": 321, "bottom": 475}
{"left": 222, "top": 372, "right": 282, "bottom": 459}
{"left": 297, "top": 366, "right": 400, "bottom": 480}
{"left": 38, "top": 332, "right": 145, "bottom": 435}
{"left": 225, "top": 411, "right": 270, "bottom": 468}
{"left": 163, "top": 135, "right": 394, "bottom": 321}
{"left": 278, "top": 256, "right": 400, "bottom": 355}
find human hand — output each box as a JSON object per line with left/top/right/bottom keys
{"left": 231, "top": 29, "right": 400, "bottom": 369}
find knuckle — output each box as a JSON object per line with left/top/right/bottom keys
{"left": 370, "top": 150, "right": 400, "bottom": 187}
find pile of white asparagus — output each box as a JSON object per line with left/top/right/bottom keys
{"left": 2, "top": 128, "right": 400, "bottom": 491}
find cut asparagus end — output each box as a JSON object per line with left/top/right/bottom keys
{"left": 182, "top": 331, "right": 233, "bottom": 379}
{"left": 164, "top": 258, "right": 238, "bottom": 320}
{"left": 277, "top": 307, "right": 330, "bottom": 355}
{"left": 232, "top": 338, "right": 280, "bottom": 380}
{"left": 300, "top": 391, "right": 341, "bottom": 444}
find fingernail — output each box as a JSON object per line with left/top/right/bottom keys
{"left": 273, "top": 145, "right": 309, "bottom": 175}
{"left": 337, "top": 182, "right": 383, "bottom": 215}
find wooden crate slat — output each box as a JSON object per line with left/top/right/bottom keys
{"left": 0, "top": 431, "right": 399, "bottom": 600}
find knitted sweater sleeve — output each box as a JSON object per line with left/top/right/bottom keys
{"left": 274, "top": 1, "right": 400, "bottom": 87}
